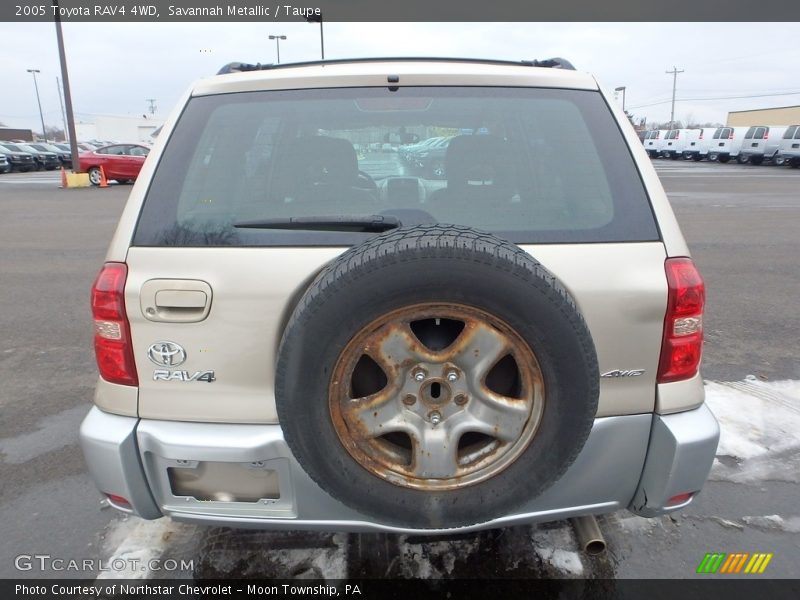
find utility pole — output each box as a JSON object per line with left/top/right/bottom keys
{"left": 53, "top": 0, "right": 81, "bottom": 171}
{"left": 665, "top": 67, "right": 684, "bottom": 129}
{"left": 146, "top": 98, "right": 157, "bottom": 116}
{"left": 27, "top": 69, "right": 47, "bottom": 141}
{"left": 56, "top": 76, "right": 68, "bottom": 141}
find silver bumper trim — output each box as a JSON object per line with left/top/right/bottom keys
{"left": 78, "top": 407, "right": 162, "bottom": 519}
{"left": 79, "top": 405, "right": 714, "bottom": 533}
{"left": 629, "top": 403, "right": 720, "bottom": 517}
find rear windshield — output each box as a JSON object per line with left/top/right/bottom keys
{"left": 133, "top": 87, "right": 659, "bottom": 247}
{"left": 784, "top": 126, "right": 797, "bottom": 139}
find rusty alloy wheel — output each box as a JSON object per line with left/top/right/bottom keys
{"left": 276, "top": 225, "right": 598, "bottom": 528}
{"left": 329, "top": 303, "right": 545, "bottom": 490}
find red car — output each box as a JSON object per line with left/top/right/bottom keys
{"left": 78, "top": 143, "right": 150, "bottom": 185}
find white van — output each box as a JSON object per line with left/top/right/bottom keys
{"left": 775, "top": 125, "right": 800, "bottom": 167}
{"left": 643, "top": 129, "right": 666, "bottom": 158}
{"left": 683, "top": 128, "right": 717, "bottom": 161}
{"left": 662, "top": 129, "right": 697, "bottom": 159}
{"left": 706, "top": 127, "right": 748, "bottom": 163}
{"left": 738, "top": 125, "right": 788, "bottom": 165}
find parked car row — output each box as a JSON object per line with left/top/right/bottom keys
{"left": 0, "top": 140, "right": 151, "bottom": 185}
{"left": 643, "top": 125, "right": 800, "bottom": 167}
{"left": 0, "top": 140, "right": 107, "bottom": 173}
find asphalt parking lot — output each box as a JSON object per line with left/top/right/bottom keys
{"left": 0, "top": 162, "right": 798, "bottom": 581}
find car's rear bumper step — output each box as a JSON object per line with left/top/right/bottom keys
{"left": 79, "top": 405, "right": 718, "bottom": 533}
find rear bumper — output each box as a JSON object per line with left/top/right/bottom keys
{"left": 80, "top": 404, "right": 718, "bottom": 533}
{"left": 629, "top": 403, "right": 719, "bottom": 517}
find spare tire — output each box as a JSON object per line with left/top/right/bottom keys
{"left": 275, "top": 225, "right": 599, "bottom": 529}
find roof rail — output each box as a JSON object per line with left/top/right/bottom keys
{"left": 216, "top": 56, "right": 576, "bottom": 75}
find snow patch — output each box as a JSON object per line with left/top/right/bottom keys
{"left": 534, "top": 548, "right": 584, "bottom": 576}
{"left": 97, "top": 517, "right": 183, "bottom": 579}
{"left": 615, "top": 515, "right": 662, "bottom": 534}
{"left": 530, "top": 525, "right": 584, "bottom": 577}
{"left": 742, "top": 515, "right": 800, "bottom": 534}
{"left": 397, "top": 536, "right": 479, "bottom": 578}
{"left": 704, "top": 379, "right": 800, "bottom": 483}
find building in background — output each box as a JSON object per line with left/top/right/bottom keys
{"left": 727, "top": 105, "right": 800, "bottom": 127}
{"left": 0, "top": 128, "right": 34, "bottom": 141}
{"left": 75, "top": 114, "right": 165, "bottom": 143}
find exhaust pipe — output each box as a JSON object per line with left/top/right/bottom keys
{"left": 570, "top": 515, "right": 606, "bottom": 555}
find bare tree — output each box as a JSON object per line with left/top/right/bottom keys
{"left": 43, "top": 126, "right": 66, "bottom": 141}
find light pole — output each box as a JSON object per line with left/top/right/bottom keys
{"left": 614, "top": 86, "right": 627, "bottom": 112}
{"left": 269, "top": 35, "right": 287, "bottom": 64}
{"left": 306, "top": 13, "right": 324, "bottom": 60}
{"left": 27, "top": 69, "right": 47, "bottom": 141}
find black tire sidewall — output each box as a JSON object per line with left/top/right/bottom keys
{"left": 276, "top": 236, "right": 598, "bottom": 529}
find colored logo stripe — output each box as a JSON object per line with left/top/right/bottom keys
{"left": 744, "top": 553, "right": 773, "bottom": 574}
{"left": 720, "top": 553, "right": 748, "bottom": 573}
{"left": 697, "top": 552, "right": 773, "bottom": 574}
{"left": 697, "top": 553, "right": 726, "bottom": 573}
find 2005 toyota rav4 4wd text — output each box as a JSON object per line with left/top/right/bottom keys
{"left": 81, "top": 57, "right": 719, "bottom": 532}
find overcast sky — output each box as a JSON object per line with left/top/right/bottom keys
{"left": 2, "top": 22, "right": 799, "bottom": 133}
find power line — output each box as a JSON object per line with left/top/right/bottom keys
{"left": 629, "top": 90, "right": 800, "bottom": 110}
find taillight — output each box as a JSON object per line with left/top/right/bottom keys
{"left": 91, "top": 263, "right": 138, "bottom": 386}
{"left": 657, "top": 258, "right": 705, "bottom": 383}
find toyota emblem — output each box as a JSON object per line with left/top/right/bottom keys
{"left": 147, "top": 341, "right": 187, "bottom": 367}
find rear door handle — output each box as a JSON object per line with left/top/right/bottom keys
{"left": 140, "top": 279, "right": 212, "bottom": 323}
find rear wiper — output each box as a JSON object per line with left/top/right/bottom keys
{"left": 233, "top": 215, "right": 402, "bottom": 233}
